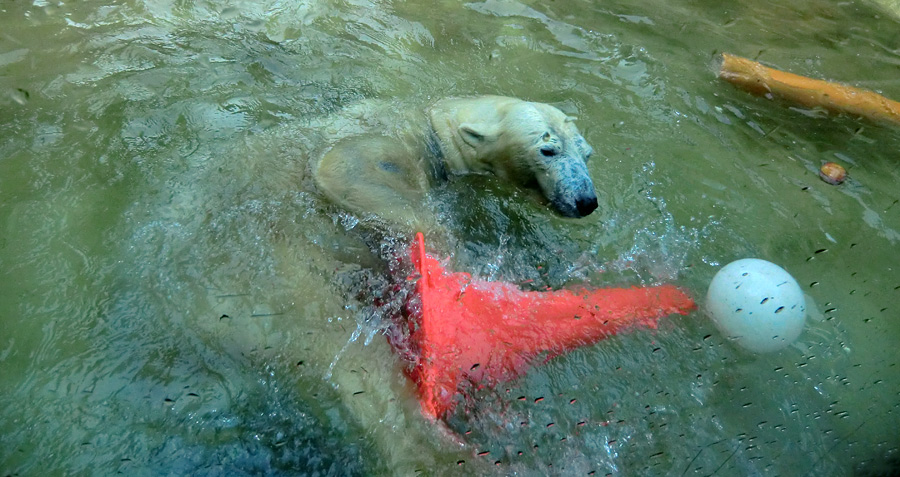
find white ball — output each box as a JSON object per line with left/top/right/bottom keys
{"left": 706, "top": 259, "right": 806, "bottom": 353}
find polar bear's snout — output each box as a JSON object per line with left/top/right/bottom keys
{"left": 539, "top": 157, "right": 598, "bottom": 218}
{"left": 570, "top": 161, "right": 599, "bottom": 217}
{"left": 576, "top": 194, "right": 599, "bottom": 217}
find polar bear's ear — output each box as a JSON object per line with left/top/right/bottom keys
{"left": 459, "top": 123, "right": 496, "bottom": 148}
{"left": 565, "top": 116, "right": 578, "bottom": 123}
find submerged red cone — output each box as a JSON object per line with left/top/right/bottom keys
{"left": 402, "top": 233, "right": 696, "bottom": 419}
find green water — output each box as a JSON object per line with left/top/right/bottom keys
{"left": 2, "top": 0, "right": 900, "bottom": 475}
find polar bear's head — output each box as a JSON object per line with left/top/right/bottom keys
{"left": 435, "top": 97, "right": 598, "bottom": 218}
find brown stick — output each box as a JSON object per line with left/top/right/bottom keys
{"left": 718, "top": 53, "right": 900, "bottom": 126}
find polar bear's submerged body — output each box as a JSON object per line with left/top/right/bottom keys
{"left": 304, "top": 96, "right": 598, "bottom": 472}
{"left": 314, "top": 96, "right": 598, "bottom": 230}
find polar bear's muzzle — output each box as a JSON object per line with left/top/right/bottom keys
{"left": 539, "top": 159, "right": 598, "bottom": 218}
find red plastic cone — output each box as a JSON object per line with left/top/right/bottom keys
{"left": 402, "top": 233, "right": 696, "bottom": 419}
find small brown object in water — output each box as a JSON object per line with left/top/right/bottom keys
{"left": 819, "top": 162, "right": 847, "bottom": 185}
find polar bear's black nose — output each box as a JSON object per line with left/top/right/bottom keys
{"left": 576, "top": 196, "right": 598, "bottom": 217}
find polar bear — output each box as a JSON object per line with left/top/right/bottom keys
{"left": 314, "top": 95, "right": 598, "bottom": 230}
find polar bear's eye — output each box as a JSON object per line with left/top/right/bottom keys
{"left": 540, "top": 146, "right": 558, "bottom": 157}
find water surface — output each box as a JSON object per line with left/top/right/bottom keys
{"left": 2, "top": 0, "right": 900, "bottom": 475}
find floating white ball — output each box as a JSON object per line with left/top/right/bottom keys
{"left": 706, "top": 259, "right": 806, "bottom": 353}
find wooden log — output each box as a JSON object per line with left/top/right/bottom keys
{"left": 718, "top": 53, "right": 900, "bottom": 126}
